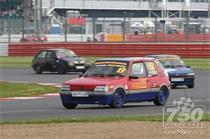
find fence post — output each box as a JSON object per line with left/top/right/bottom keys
{"left": 22, "top": 16, "right": 25, "bottom": 40}
{"left": 35, "top": 0, "right": 39, "bottom": 39}
{"left": 155, "top": 17, "right": 158, "bottom": 42}
{"left": 122, "top": 12, "right": 126, "bottom": 42}
{"left": 92, "top": 18, "right": 96, "bottom": 42}
{"left": 186, "top": 10, "right": 190, "bottom": 43}
{"left": 8, "top": 18, "right": 11, "bottom": 43}
{"left": 64, "top": 16, "right": 67, "bottom": 42}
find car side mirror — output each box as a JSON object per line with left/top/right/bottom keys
{"left": 186, "top": 65, "right": 191, "bottom": 68}
{"left": 148, "top": 72, "right": 158, "bottom": 77}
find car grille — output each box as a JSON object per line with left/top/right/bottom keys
{"left": 75, "top": 64, "right": 85, "bottom": 66}
{"left": 169, "top": 73, "right": 187, "bottom": 77}
{"left": 71, "top": 85, "right": 95, "bottom": 91}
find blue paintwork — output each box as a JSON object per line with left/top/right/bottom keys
{"left": 60, "top": 91, "right": 158, "bottom": 105}
{"left": 145, "top": 54, "right": 195, "bottom": 86}
{"left": 166, "top": 67, "right": 193, "bottom": 76}
{"left": 113, "top": 92, "right": 124, "bottom": 107}
{"left": 125, "top": 92, "right": 157, "bottom": 102}
{"left": 159, "top": 88, "right": 167, "bottom": 104}
{"left": 60, "top": 94, "right": 113, "bottom": 105}
{"left": 166, "top": 67, "right": 194, "bottom": 86}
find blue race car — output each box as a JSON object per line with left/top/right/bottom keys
{"left": 146, "top": 55, "right": 195, "bottom": 88}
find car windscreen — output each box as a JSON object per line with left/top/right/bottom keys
{"left": 56, "top": 50, "right": 77, "bottom": 58}
{"left": 84, "top": 61, "right": 128, "bottom": 77}
{"left": 158, "top": 58, "right": 185, "bottom": 68}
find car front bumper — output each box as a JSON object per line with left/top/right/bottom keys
{"left": 169, "top": 76, "right": 194, "bottom": 86}
{"left": 60, "top": 91, "right": 113, "bottom": 105}
{"left": 66, "top": 65, "right": 90, "bottom": 72}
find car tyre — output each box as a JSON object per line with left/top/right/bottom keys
{"left": 62, "top": 103, "right": 77, "bottom": 109}
{"left": 153, "top": 87, "right": 169, "bottom": 106}
{"left": 187, "top": 84, "right": 194, "bottom": 88}
{"left": 110, "top": 90, "right": 124, "bottom": 108}
{"left": 82, "top": 70, "right": 86, "bottom": 74}
{"left": 34, "top": 65, "right": 42, "bottom": 74}
{"left": 171, "top": 85, "right": 176, "bottom": 89}
{"left": 57, "top": 64, "right": 66, "bottom": 74}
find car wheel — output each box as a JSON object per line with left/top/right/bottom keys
{"left": 153, "top": 87, "right": 169, "bottom": 106}
{"left": 110, "top": 90, "right": 124, "bottom": 108}
{"left": 57, "top": 65, "right": 66, "bottom": 74}
{"left": 62, "top": 103, "right": 77, "bottom": 109}
{"left": 171, "top": 85, "right": 177, "bottom": 89}
{"left": 34, "top": 65, "right": 42, "bottom": 74}
{"left": 187, "top": 84, "right": 194, "bottom": 88}
{"left": 82, "top": 70, "right": 86, "bottom": 74}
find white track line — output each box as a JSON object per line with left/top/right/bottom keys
{"left": 0, "top": 93, "right": 59, "bottom": 101}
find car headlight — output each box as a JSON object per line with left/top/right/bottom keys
{"left": 61, "top": 84, "right": 71, "bottom": 91}
{"left": 187, "top": 72, "right": 195, "bottom": 76}
{"left": 68, "top": 62, "right": 74, "bottom": 66}
{"left": 94, "top": 86, "right": 108, "bottom": 92}
{"left": 73, "top": 61, "right": 79, "bottom": 64}
{"left": 80, "top": 60, "right": 85, "bottom": 64}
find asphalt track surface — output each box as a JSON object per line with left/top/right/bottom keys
{"left": 0, "top": 68, "right": 209, "bottom": 121}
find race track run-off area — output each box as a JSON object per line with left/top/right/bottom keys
{"left": 0, "top": 68, "right": 209, "bottom": 121}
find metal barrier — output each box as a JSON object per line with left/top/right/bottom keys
{"left": 0, "top": 43, "right": 8, "bottom": 56}
{"left": 9, "top": 43, "right": 210, "bottom": 58}
{"left": 125, "top": 34, "right": 210, "bottom": 43}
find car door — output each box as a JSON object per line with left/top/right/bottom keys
{"left": 127, "top": 62, "right": 148, "bottom": 101}
{"left": 45, "top": 51, "right": 57, "bottom": 71}
{"left": 144, "top": 61, "right": 160, "bottom": 92}
{"left": 34, "top": 50, "right": 47, "bottom": 69}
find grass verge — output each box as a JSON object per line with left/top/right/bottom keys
{"left": 0, "top": 82, "right": 59, "bottom": 98}
{"left": 183, "top": 58, "right": 210, "bottom": 70}
{"left": 0, "top": 56, "right": 32, "bottom": 68}
{"left": 1, "top": 114, "right": 210, "bottom": 125}
{"left": 0, "top": 56, "right": 209, "bottom": 70}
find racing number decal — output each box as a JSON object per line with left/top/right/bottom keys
{"left": 146, "top": 62, "right": 155, "bottom": 71}
{"left": 131, "top": 78, "right": 147, "bottom": 89}
{"left": 117, "top": 67, "right": 126, "bottom": 74}
{"left": 145, "top": 62, "right": 158, "bottom": 75}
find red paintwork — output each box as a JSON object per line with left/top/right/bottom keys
{"left": 9, "top": 43, "right": 210, "bottom": 58}
{"left": 68, "top": 16, "right": 86, "bottom": 25}
{"left": 63, "top": 58, "right": 170, "bottom": 92}
{"left": 65, "top": 77, "right": 126, "bottom": 86}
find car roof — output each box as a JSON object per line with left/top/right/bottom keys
{"left": 41, "top": 48, "right": 71, "bottom": 52}
{"left": 96, "top": 57, "right": 155, "bottom": 62}
{"left": 146, "top": 54, "right": 180, "bottom": 59}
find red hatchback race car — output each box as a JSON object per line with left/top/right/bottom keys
{"left": 60, "top": 57, "right": 170, "bottom": 109}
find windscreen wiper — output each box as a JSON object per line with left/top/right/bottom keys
{"left": 85, "top": 73, "right": 105, "bottom": 77}
{"left": 107, "top": 73, "right": 125, "bottom": 77}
